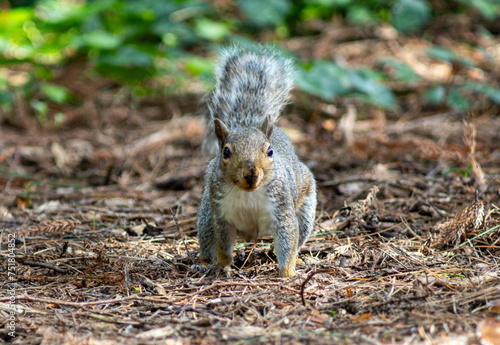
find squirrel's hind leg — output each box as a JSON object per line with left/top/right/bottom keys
{"left": 297, "top": 173, "right": 317, "bottom": 247}
{"left": 197, "top": 189, "right": 218, "bottom": 266}
{"left": 274, "top": 170, "right": 316, "bottom": 278}
{"left": 273, "top": 207, "right": 300, "bottom": 278}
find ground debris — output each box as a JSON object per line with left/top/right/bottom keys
{"left": 432, "top": 196, "right": 500, "bottom": 249}
{"left": 1, "top": 72, "right": 500, "bottom": 345}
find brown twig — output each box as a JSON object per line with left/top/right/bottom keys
{"left": 191, "top": 282, "right": 282, "bottom": 297}
{"left": 18, "top": 259, "right": 69, "bottom": 274}
{"left": 301, "top": 269, "right": 339, "bottom": 306}
{"left": 241, "top": 231, "right": 260, "bottom": 270}
{"left": 0, "top": 294, "right": 172, "bottom": 308}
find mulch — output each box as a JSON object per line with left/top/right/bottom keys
{"left": 0, "top": 109, "right": 499, "bottom": 344}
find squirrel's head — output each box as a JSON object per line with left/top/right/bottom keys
{"left": 214, "top": 118, "right": 274, "bottom": 192}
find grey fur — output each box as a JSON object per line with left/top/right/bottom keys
{"left": 202, "top": 48, "right": 294, "bottom": 155}
{"left": 197, "top": 48, "right": 316, "bottom": 278}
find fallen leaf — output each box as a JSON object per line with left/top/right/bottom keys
{"left": 477, "top": 318, "right": 500, "bottom": 345}
{"left": 354, "top": 313, "right": 373, "bottom": 323}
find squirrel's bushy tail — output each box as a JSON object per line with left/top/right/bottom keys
{"left": 202, "top": 47, "right": 294, "bottom": 155}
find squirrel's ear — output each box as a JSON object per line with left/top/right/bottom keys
{"left": 214, "top": 119, "right": 229, "bottom": 145}
{"left": 261, "top": 115, "right": 274, "bottom": 139}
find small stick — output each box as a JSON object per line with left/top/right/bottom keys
{"left": 18, "top": 259, "right": 68, "bottom": 274}
{"left": 0, "top": 294, "right": 169, "bottom": 308}
{"left": 241, "top": 232, "right": 260, "bottom": 269}
{"left": 300, "top": 269, "right": 338, "bottom": 306}
{"left": 192, "top": 281, "right": 281, "bottom": 297}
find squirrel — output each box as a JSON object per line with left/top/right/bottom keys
{"left": 196, "top": 48, "right": 317, "bottom": 278}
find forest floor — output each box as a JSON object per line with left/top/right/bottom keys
{"left": 1, "top": 21, "right": 500, "bottom": 345}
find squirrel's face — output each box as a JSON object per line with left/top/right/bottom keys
{"left": 214, "top": 118, "right": 274, "bottom": 192}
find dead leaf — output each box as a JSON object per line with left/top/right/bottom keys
{"left": 477, "top": 318, "right": 500, "bottom": 345}
{"left": 310, "top": 308, "right": 331, "bottom": 325}
{"left": 354, "top": 313, "right": 373, "bottom": 323}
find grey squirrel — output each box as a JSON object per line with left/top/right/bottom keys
{"left": 197, "top": 48, "right": 317, "bottom": 277}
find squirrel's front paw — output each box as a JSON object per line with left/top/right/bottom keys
{"left": 209, "top": 264, "right": 231, "bottom": 277}
{"left": 191, "top": 264, "right": 230, "bottom": 277}
{"left": 191, "top": 264, "right": 206, "bottom": 274}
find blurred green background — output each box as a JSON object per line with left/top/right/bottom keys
{"left": 0, "top": 0, "right": 499, "bottom": 128}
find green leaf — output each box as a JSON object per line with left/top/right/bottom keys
{"left": 295, "top": 60, "right": 396, "bottom": 108}
{"left": 455, "top": 0, "right": 500, "bottom": 20}
{"left": 99, "top": 45, "right": 154, "bottom": 68}
{"left": 424, "top": 85, "right": 445, "bottom": 104}
{"left": 194, "top": 19, "right": 230, "bottom": 41}
{"left": 30, "top": 99, "right": 48, "bottom": 115}
{"left": 447, "top": 87, "right": 470, "bottom": 111}
{"left": 184, "top": 56, "right": 214, "bottom": 81}
{"left": 153, "top": 22, "right": 196, "bottom": 46}
{"left": 294, "top": 61, "right": 351, "bottom": 100}
{"left": 346, "top": 5, "right": 378, "bottom": 25}
{"left": 380, "top": 58, "right": 420, "bottom": 83}
{"left": 0, "top": 89, "right": 13, "bottom": 111}
{"left": 348, "top": 69, "right": 397, "bottom": 108}
{"left": 0, "top": 7, "right": 34, "bottom": 28}
{"left": 34, "top": 66, "right": 53, "bottom": 80}
{"left": 40, "top": 83, "right": 72, "bottom": 104}
{"left": 54, "top": 112, "right": 66, "bottom": 125}
{"left": 31, "top": 99, "right": 48, "bottom": 124}
{"left": 82, "top": 30, "right": 122, "bottom": 50}
{"left": 238, "top": 0, "right": 292, "bottom": 27}
{"left": 322, "top": 310, "right": 338, "bottom": 317}
{"left": 426, "top": 46, "right": 475, "bottom": 68}
{"left": 96, "top": 45, "right": 155, "bottom": 83}
{"left": 35, "top": 0, "right": 90, "bottom": 24}
{"left": 462, "top": 82, "right": 500, "bottom": 104}
{"left": 392, "top": 0, "right": 432, "bottom": 33}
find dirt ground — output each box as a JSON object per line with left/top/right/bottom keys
{"left": 1, "top": 20, "right": 500, "bottom": 345}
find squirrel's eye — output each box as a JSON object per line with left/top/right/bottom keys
{"left": 223, "top": 146, "right": 231, "bottom": 159}
{"left": 266, "top": 146, "right": 273, "bottom": 158}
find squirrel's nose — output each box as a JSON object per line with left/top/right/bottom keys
{"left": 244, "top": 167, "right": 258, "bottom": 187}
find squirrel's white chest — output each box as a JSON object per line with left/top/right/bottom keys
{"left": 218, "top": 186, "right": 273, "bottom": 240}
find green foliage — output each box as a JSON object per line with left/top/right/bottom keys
{"left": 455, "top": 0, "right": 500, "bottom": 20}
{"left": 295, "top": 60, "right": 397, "bottom": 108}
{"left": 194, "top": 19, "right": 230, "bottom": 41}
{"left": 0, "top": 0, "right": 499, "bottom": 124}
{"left": 0, "top": 0, "right": 222, "bottom": 125}
{"left": 322, "top": 310, "right": 337, "bottom": 317}
{"left": 424, "top": 86, "right": 445, "bottom": 104}
{"left": 446, "top": 87, "right": 471, "bottom": 112}
{"left": 442, "top": 164, "right": 473, "bottom": 178}
{"left": 40, "top": 83, "right": 72, "bottom": 104}
{"left": 294, "top": 61, "right": 350, "bottom": 100}
{"left": 184, "top": 56, "right": 214, "bottom": 83}
{"left": 462, "top": 82, "right": 500, "bottom": 104}
{"left": 424, "top": 45, "right": 500, "bottom": 111}
{"left": 95, "top": 45, "right": 156, "bottom": 84}
{"left": 0, "top": 76, "right": 14, "bottom": 111}
{"left": 380, "top": 58, "right": 420, "bottom": 83}
{"left": 19, "top": 181, "right": 44, "bottom": 209}
{"left": 391, "top": 0, "right": 432, "bottom": 33}
{"left": 426, "top": 46, "right": 474, "bottom": 68}
{"left": 300, "top": 0, "right": 393, "bottom": 25}
{"left": 238, "top": 0, "right": 292, "bottom": 28}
